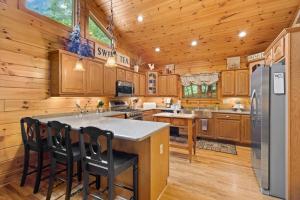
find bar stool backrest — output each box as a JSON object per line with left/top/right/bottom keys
{"left": 20, "top": 117, "right": 41, "bottom": 146}
{"left": 79, "top": 127, "right": 114, "bottom": 174}
{"left": 47, "top": 121, "right": 72, "bottom": 158}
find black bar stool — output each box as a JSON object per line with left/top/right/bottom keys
{"left": 46, "top": 121, "right": 82, "bottom": 200}
{"left": 20, "top": 117, "right": 49, "bottom": 193}
{"left": 79, "top": 126, "right": 138, "bottom": 200}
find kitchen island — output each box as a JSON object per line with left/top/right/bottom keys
{"left": 153, "top": 113, "right": 197, "bottom": 163}
{"left": 35, "top": 112, "right": 170, "bottom": 200}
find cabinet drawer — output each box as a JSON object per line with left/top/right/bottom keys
{"left": 172, "top": 118, "right": 187, "bottom": 127}
{"left": 215, "top": 113, "right": 241, "bottom": 120}
{"left": 272, "top": 37, "right": 285, "bottom": 62}
{"left": 156, "top": 117, "right": 171, "bottom": 123}
{"left": 143, "top": 110, "right": 155, "bottom": 116}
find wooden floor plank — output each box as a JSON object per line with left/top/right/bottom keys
{"left": 0, "top": 146, "right": 278, "bottom": 200}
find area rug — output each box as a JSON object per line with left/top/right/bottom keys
{"left": 197, "top": 139, "right": 237, "bottom": 155}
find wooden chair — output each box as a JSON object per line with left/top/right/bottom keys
{"left": 46, "top": 121, "right": 82, "bottom": 200}
{"left": 79, "top": 126, "right": 138, "bottom": 200}
{"left": 20, "top": 117, "right": 49, "bottom": 193}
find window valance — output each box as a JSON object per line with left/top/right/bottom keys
{"left": 180, "top": 73, "right": 219, "bottom": 86}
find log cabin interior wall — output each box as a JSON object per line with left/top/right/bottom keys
{"left": 0, "top": 0, "right": 138, "bottom": 185}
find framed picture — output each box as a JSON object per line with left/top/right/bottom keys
{"left": 292, "top": 9, "right": 300, "bottom": 27}
{"left": 227, "top": 56, "right": 240, "bottom": 70}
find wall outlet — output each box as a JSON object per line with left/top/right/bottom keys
{"left": 160, "top": 144, "right": 164, "bottom": 154}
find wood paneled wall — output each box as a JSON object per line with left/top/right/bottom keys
{"left": 0, "top": 0, "right": 136, "bottom": 185}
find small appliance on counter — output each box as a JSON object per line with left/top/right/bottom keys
{"left": 163, "top": 98, "right": 172, "bottom": 108}
{"left": 143, "top": 102, "right": 157, "bottom": 109}
{"left": 232, "top": 102, "right": 245, "bottom": 112}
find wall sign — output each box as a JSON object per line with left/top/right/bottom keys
{"left": 94, "top": 43, "right": 130, "bottom": 68}
{"left": 247, "top": 52, "right": 264, "bottom": 62}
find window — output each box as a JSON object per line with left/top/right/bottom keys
{"left": 24, "top": 0, "right": 73, "bottom": 27}
{"left": 88, "top": 16, "right": 112, "bottom": 46}
{"left": 183, "top": 83, "right": 218, "bottom": 99}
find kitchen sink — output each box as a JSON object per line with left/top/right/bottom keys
{"left": 180, "top": 109, "right": 213, "bottom": 119}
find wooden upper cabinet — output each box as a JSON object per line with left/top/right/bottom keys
{"left": 265, "top": 49, "right": 273, "bottom": 66}
{"left": 133, "top": 73, "right": 140, "bottom": 96}
{"left": 241, "top": 115, "right": 251, "bottom": 144}
{"left": 86, "top": 60, "right": 104, "bottom": 95}
{"left": 167, "top": 75, "right": 178, "bottom": 96}
{"left": 235, "top": 70, "right": 249, "bottom": 96}
{"left": 125, "top": 70, "right": 134, "bottom": 82}
{"left": 117, "top": 68, "right": 126, "bottom": 81}
{"left": 103, "top": 67, "right": 116, "bottom": 96}
{"left": 158, "top": 75, "right": 167, "bottom": 96}
{"left": 272, "top": 37, "right": 285, "bottom": 63}
{"left": 57, "top": 52, "right": 86, "bottom": 95}
{"left": 139, "top": 74, "right": 146, "bottom": 96}
{"left": 221, "top": 71, "right": 235, "bottom": 96}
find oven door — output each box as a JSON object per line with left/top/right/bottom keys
{"left": 116, "top": 81, "right": 133, "bottom": 97}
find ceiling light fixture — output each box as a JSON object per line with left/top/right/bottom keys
{"left": 239, "top": 31, "right": 247, "bottom": 38}
{"left": 155, "top": 47, "right": 160, "bottom": 52}
{"left": 74, "top": 58, "right": 85, "bottom": 71}
{"left": 105, "top": 0, "right": 118, "bottom": 68}
{"left": 137, "top": 15, "right": 144, "bottom": 22}
{"left": 191, "top": 40, "right": 198, "bottom": 46}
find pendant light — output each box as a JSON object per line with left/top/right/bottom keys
{"left": 105, "top": 0, "right": 117, "bottom": 67}
{"left": 73, "top": 0, "right": 85, "bottom": 71}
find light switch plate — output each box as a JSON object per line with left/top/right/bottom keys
{"left": 160, "top": 144, "right": 164, "bottom": 154}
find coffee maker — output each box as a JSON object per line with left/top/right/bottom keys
{"left": 163, "top": 98, "right": 172, "bottom": 108}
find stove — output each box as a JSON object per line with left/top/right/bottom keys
{"left": 109, "top": 100, "right": 143, "bottom": 120}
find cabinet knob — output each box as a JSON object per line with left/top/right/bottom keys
{"left": 226, "top": 115, "right": 230, "bottom": 118}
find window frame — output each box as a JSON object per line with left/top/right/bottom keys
{"left": 86, "top": 12, "right": 113, "bottom": 47}
{"left": 181, "top": 82, "right": 220, "bottom": 102}
{"left": 18, "top": 0, "right": 76, "bottom": 31}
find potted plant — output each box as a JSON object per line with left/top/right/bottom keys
{"left": 97, "top": 100, "right": 105, "bottom": 113}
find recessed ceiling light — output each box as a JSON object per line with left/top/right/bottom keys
{"left": 239, "top": 31, "right": 247, "bottom": 38}
{"left": 191, "top": 40, "right": 198, "bottom": 46}
{"left": 155, "top": 47, "right": 160, "bottom": 52}
{"left": 137, "top": 15, "right": 144, "bottom": 22}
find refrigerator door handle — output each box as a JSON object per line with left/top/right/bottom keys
{"left": 250, "top": 89, "right": 257, "bottom": 127}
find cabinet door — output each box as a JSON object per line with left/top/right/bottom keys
{"left": 221, "top": 71, "right": 235, "bottom": 96}
{"left": 133, "top": 73, "right": 140, "bottom": 96}
{"left": 117, "top": 68, "right": 126, "bottom": 81}
{"left": 86, "top": 61, "right": 104, "bottom": 95}
{"left": 167, "top": 75, "right": 178, "bottom": 96}
{"left": 215, "top": 119, "right": 241, "bottom": 142}
{"left": 104, "top": 67, "right": 116, "bottom": 95}
{"left": 235, "top": 70, "right": 249, "bottom": 96}
{"left": 241, "top": 115, "right": 251, "bottom": 144}
{"left": 139, "top": 74, "right": 146, "bottom": 96}
{"left": 61, "top": 53, "right": 85, "bottom": 94}
{"left": 198, "top": 118, "right": 215, "bottom": 139}
{"left": 158, "top": 75, "right": 167, "bottom": 96}
{"left": 125, "top": 70, "right": 134, "bottom": 82}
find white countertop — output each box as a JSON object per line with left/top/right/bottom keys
{"left": 153, "top": 112, "right": 197, "bottom": 119}
{"left": 138, "top": 107, "right": 250, "bottom": 115}
{"left": 35, "top": 112, "right": 169, "bottom": 142}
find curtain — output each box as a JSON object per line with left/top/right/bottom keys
{"left": 180, "top": 73, "right": 219, "bottom": 86}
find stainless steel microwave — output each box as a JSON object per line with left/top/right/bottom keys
{"left": 116, "top": 81, "right": 134, "bottom": 97}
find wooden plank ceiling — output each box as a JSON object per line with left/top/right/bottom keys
{"left": 91, "top": 0, "right": 300, "bottom": 66}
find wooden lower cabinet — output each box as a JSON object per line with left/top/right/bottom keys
{"left": 241, "top": 115, "right": 251, "bottom": 144}
{"left": 215, "top": 113, "right": 241, "bottom": 142}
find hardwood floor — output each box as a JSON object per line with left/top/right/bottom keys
{"left": 0, "top": 146, "right": 278, "bottom": 200}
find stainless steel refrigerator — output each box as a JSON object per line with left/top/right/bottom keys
{"left": 250, "top": 64, "right": 286, "bottom": 199}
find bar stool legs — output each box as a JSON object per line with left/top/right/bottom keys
{"left": 34, "top": 151, "right": 44, "bottom": 193}
{"left": 20, "top": 146, "right": 30, "bottom": 187}
{"left": 46, "top": 157, "right": 57, "bottom": 200}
